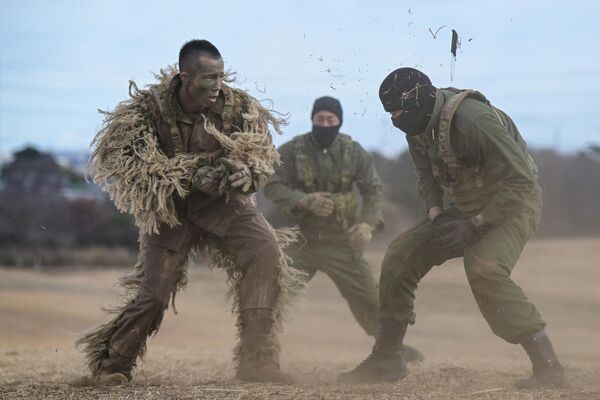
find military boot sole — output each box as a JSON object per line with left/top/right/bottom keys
{"left": 337, "top": 368, "right": 408, "bottom": 384}
{"left": 92, "top": 371, "right": 131, "bottom": 386}
{"left": 337, "top": 358, "right": 408, "bottom": 384}
{"left": 514, "top": 373, "right": 568, "bottom": 390}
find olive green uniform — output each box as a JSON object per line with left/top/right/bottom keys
{"left": 264, "top": 133, "right": 383, "bottom": 334}
{"left": 380, "top": 88, "right": 546, "bottom": 343}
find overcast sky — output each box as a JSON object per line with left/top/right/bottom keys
{"left": 1, "top": 0, "right": 598, "bottom": 156}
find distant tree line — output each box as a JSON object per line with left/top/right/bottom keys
{"left": 368, "top": 147, "right": 600, "bottom": 237}
{"left": 0, "top": 147, "right": 138, "bottom": 266}
{"left": 0, "top": 145, "right": 598, "bottom": 266}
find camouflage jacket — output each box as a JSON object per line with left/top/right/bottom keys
{"left": 90, "top": 68, "right": 281, "bottom": 236}
{"left": 264, "top": 132, "right": 383, "bottom": 238}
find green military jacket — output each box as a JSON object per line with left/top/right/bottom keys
{"left": 264, "top": 132, "right": 383, "bottom": 239}
{"left": 408, "top": 88, "right": 541, "bottom": 225}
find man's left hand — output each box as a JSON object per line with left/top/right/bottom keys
{"left": 221, "top": 158, "right": 253, "bottom": 193}
{"left": 348, "top": 222, "right": 374, "bottom": 248}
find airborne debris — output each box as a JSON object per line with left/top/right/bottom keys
{"left": 428, "top": 25, "right": 447, "bottom": 39}
{"left": 450, "top": 29, "right": 461, "bottom": 81}
{"left": 451, "top": 29, "right": 460, "bottom": 57}
{"left": 322, "top": 68, "right": 345, "bottom": 78}
{"left": 329, "top": 83, "right": 337, "bottom": 90}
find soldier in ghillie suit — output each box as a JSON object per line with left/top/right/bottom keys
{"left": 338, "top": 68, "right": 567, "bottom": 389}
{"left": 76, "top": 40, "right": 301, "bottom": 384}
{"left": 263, "top": 96, "right": 422, "bottom": 362}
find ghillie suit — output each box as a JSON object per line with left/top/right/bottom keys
{"left": 76, "top": 67, "right": 302, "bottom": 382}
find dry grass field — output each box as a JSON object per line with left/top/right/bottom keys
{"left": 1, "top": 238, "right": 599, "bottom": 399}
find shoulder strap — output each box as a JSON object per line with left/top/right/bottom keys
{"left": 438, "top": 90, "right": 474, "bottom": 168}
{"left": 438, "top": 89, "right": 505, "bottom": 169}
{"left": 293, "top": 135, "right": 316, "bottom": 192}
{"left": 150, "top": 85, "right": 184, "bottom": 155}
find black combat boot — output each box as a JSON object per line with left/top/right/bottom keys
{"left": 235, "top": 309, "right": 294, "bottom": 384}
{"left": 337, "top": 319, "right": 408, "bottom": 384}
{"left": 514, "top": 330, "right": 567, "bottom": 389}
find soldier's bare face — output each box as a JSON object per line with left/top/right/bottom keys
{"left": 312, "top": 110, "right": 340, "bottom": 127}
{"left": 182, "top": 55, "right": 225, "bottom": 108}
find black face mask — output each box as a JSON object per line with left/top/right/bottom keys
{"left": 391, "top": 107, "right": 432, "bottom": 137}
{"left": 312, "top": 125, "right": 340, "bottom": 147}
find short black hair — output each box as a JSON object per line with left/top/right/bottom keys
{"left": 178, "top": 39, "right": 221, "bottom": 73}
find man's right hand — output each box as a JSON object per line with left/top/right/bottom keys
{"left": 190, "top": 165, "right": 226, "bottom": 197}
{"left": 296, "top": 192, "right": 335, "bottom": 217}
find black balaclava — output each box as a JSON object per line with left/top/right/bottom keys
{"left": 379, "top": 68, "right": 437, "bottom": 136}
{"left": 311, "top": 96, "right": 343, "bottom": 147}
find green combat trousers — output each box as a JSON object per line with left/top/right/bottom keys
{"left": 287, "top": 237, "right": 379, "bottom": 335}
{"left": 379, "top": 209, "right": 546, "bottom": 343}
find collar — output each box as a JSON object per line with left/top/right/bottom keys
{"left": 307, "top": 131, "right": 344, "bottom": 159}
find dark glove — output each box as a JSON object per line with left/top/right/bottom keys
{"left": 433, "top": 218, "right": 479, "bottom": 256}
{"left": 432, "top": 210, "right": 464, "bottom": 227}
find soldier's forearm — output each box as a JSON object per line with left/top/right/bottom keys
{"left": 263, "top": 181, "right": 306, "bottom": 209}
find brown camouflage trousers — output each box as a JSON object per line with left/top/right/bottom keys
{"left": 101, "top": 203, "right": 282, "bottom": 373}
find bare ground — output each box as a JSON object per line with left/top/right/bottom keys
{"left": 1, "top": 238, "right": 599, "bottom": 399}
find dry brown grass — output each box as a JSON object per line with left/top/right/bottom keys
{"left": 1, "top": 237, "right": 599, "bottom": 399}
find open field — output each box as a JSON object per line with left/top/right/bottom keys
{"left": 1, "top": 238, "right": 599, "bottom": 399}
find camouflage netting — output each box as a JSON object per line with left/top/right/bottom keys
{"left": 76, "top": 67, "right": 303, "bottom": 375}
{"left": 87, "top": 66, "right": 285, "bottom": 235}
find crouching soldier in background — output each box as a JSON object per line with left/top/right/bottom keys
{"left": 338, "top": 68, "right": 567, "bottom": 389}
{"left": 264, "top": 96, "right": 423, "bottom": 362}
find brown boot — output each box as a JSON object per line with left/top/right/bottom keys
{"left": 515, "top": 330, "right": 567, "bottom": 389}
{"left": 235, "top": 309, "right": 293, "bottom": 384}
{"left": 92, "top": 350, "right": 133, "bottom": 385}
{"left": 93, "top": 370, "right": 131, "bottom": 385}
